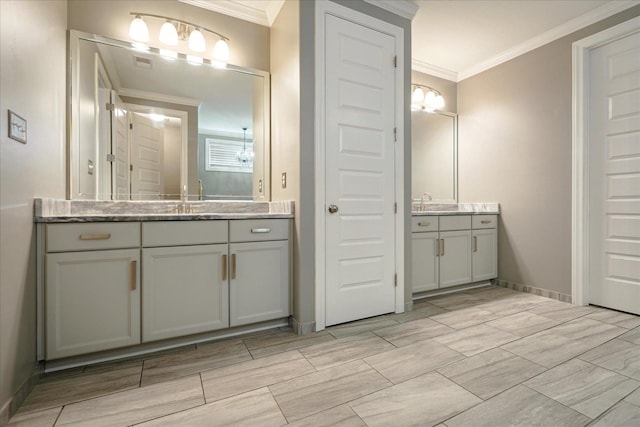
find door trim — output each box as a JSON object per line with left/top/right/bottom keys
{"left": 314, "top": 0, "right": 405, "bottom": 331}
{"left": 571, "top": 16, "right": 640, "bottom": 306}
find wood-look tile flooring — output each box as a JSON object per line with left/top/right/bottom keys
{"left": 9, "top": 286, "right": 640, "bottom": 426}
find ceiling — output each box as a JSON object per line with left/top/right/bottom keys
{"left": 183, "top": 0, "right": 639, "bottom": 82}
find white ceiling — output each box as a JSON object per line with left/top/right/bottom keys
{"left": 184, "top": 0, "right": 639, "bottom": 81}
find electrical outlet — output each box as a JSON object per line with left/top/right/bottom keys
{"left": 281, "top": 172, "right": 287, "bottom": 188}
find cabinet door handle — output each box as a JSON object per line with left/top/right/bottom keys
{"left": 440, "top": 239, "right": 445, "bottom": 256}
{"left": 130, "top": 260, "right": 137, "bottom": 291}
{"left": 231, "top": 254, "right": 237, "bottom": 279}
{"left": 79, "top": 233, "right": 111, "bottom": 240}
{"left": 481, "top": 220, "right": 492, "bottom": 224}
{"left": 222, "top": 254, "right": 228, "bottom": 280}
{"left": 251, "top": 227, "right": 271, "bottom": 233}
{"left": 417, "top": 222, "right": 431, "bottom": 227}
{"left": 473, "top": 236, "right": 478, "bottom": 252}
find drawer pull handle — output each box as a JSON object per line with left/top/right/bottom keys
{"left": 438, "top": 239, "right": 445, "bottom": 257}
{"left": 481, "top": 220, "right": 492, "bottom": 224}
{"left": 130, "top": 260, "right": 137, "bottom": 291}
{"left": 417, "top": 222, "right": 431, "bottom": 227}
{"left": 79, "top": 233, "right": 111, "bottom": 240}
{"left": 251, "top": 228, "right": 271, "bottom": 233}
{"left": 231, "top": 254, "right": 237, "bottom": 279}
{"left": 222, "top": 254, "right": 228, "bottom": 280}
{"left": 473, "top": 236, "right": 478, "bottom": 252}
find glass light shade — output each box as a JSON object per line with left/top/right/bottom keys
{"left": 435, "top": 95, "right": 445, "bottom": 109}
{"left": 412, "top": 87, "right": 425, "bottom": 103}
{"left": 425, "top": 90, "right": 437, "bottom": 105}
{"left": 188, "top": 29, "right": 206, "bottom": 52}
{"left": 159, "top": 21, "right": 179, "bottom": 46}
{"left": 129, "top": 16, "right": 149, "bottom": 42}
{"left": 213, "top": 39, "right": 230, "bottom": 63}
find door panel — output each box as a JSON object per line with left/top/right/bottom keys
{"left": 439, "top": 230, "right": 472, "bottom": 288}
{"left": 588, "top": 30, "right": 640, "bottom": 315}
{"left": 412, "top": 232, "right": 439, "bottom": 293}
{"left": 324, "top": 14, "right": 396, "bottom": 326}
{"left": 111, "top": 91, "right": 129, "bottom": 200}
{"left": 130, "top": 113, "right": 164, "bottom": 199}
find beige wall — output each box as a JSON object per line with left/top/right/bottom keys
{"left": 0, "top": 0, "right": 67, "bottom": 419}
{"left": 67, "top": 0, "right": 270, "bottom": 72}
{"left": 412, "top": 70, "right": 457, "bottom": 113}
{"left": 270, "top": 0, "right": 303, "bottom": 322}
{"left": 458, "top": 6, "right": 640, "bottom": 296}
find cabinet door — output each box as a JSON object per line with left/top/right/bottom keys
{"left": 473, "top": 229, "right": 498, "bottom": 281}
{"left": 439, "top": 230, "right": 472, "bottom": 288}
{"left": 230, "top": 241, "right": 289, "bottom": 327}
{"left": 142, "top": 244, "right": 229, "bottom": 342}
{"left": 46, "top": 249, "right": 140, "bottom": 359}
{"left": 412, "top": 232, "right": 439, "bottom": 293}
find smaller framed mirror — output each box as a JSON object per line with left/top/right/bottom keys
{"left": 412, "top": 110, "right": 458, "bottom": 203}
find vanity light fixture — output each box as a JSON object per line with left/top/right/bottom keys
{"left": 411, "top": 84, "right": 445, "bottom": 112}
{"left": 128, "top": 12, "right": 230, "bottom": 67}
{"left": 237, "top": 127, "right": 254, "bottom": 167}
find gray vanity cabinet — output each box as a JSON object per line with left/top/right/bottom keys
{"left": 472, "top": 215, "right": 498, "bottom": 282}
{"left": 141, "top": 221, "right": 229, "bottom": 342}
{"left": 44, "top": 223, "right": 141, "bottom": 359}
{"left": 229, "top": 220, "right": 290, "bottom": 327}
{"left": 411, "top": 218, "right": 439, "bottom": 292}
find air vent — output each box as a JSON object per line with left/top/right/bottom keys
{"left": 132, "top": 55, "right": 152, "bottom": 69}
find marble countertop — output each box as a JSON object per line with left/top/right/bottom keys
{"left": 412, "top": 202, "right": 500, "bottom": 216}
{"left": 34, "top": 199, "right": 294, "bottom": 223}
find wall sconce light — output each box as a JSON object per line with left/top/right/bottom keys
{"left": 128, "top": 12, "right": 230, "bottom": 67}
{"left": 411, "top": 84, "right": 445, "bottom": 112}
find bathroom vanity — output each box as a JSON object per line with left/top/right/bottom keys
{"left": 35, "top": 199, "right": 293, "bottom": 362}
{"left": 412, "top": 203, "right": 499, "bottom": 296}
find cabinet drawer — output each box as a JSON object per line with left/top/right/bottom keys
{"left": 472, "top": 215, "right": 497, "bottom": 229}
{"left": 411, "top": 216, "right": 438, "bottom": 233}
{"left": 230, "top": 219, "right": 289, "bottom": 242}
{"left": 142, "top": 221, "right": 228, "bottom": 247}
{"left": 439, "top": 215, "right": 471, "bottom": 231}
{"left": 46, "top": 222, "right": 140, "bottom": 252}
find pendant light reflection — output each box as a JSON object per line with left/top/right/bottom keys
{"left": 411, "top": 85, "right": 445, "bottom": 112}
{"left": 237, "top": 127, "right": 254, "bottom": 167}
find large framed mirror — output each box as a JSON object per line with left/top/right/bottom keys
{"left": 412, "top": 110, "right": 457, "bottom": 203}
{"left": 68, "top": 30, "right": 270, "bottom": 201}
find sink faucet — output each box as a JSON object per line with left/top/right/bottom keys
{"left": 420, "top": 192, "right": 432, "bottom": 211}
{"left": 177, "top": 185, "right": 192, "bottom": 214}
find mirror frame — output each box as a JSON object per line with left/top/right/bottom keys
{"left": 412, "top": 110, "right": 458, "bottom": 204}
{"left": 67, "top": 30, "right": 271, "bottom": 201}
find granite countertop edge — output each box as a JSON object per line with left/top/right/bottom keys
{"left": 411, "top": 210, "right": 499, "bottom": 216}
{"left": 35, "top": 213, "right": 294, "bottom": 223}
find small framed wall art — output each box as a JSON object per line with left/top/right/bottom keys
{"left": 8, "top": 110, "right": 27, "bottom": 144}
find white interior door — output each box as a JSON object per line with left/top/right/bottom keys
{"left": 324, "top": 13, "right": 397, "bottom": 326}
{"left": 588, "top": 30, "right": 640, "bottom": 315}
{"left": 111, "top": 91, "right": 129, "bottom": 200}
{"left": 130, "top": 113, "right": 165, "bottom": 200}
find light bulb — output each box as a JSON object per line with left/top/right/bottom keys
{"left": 425, "top": 90, "right": 437, "bottom": 107}
{"left": 188, "top": 28, "right": 206, "bottom": 52}
{"left": 435, "top": 95, "right": 445, "bottom": 109}
{"left": 129, "top": 16, "right": 149, "bottom": 42}
{"left": 412, "top": 87, "right": 425, "bottom": 103}
{"left": 213, "top": 39, "right": 230, "bottom": 63}
{"left": 159, "top": 21, "right": 179, "bottom": 46}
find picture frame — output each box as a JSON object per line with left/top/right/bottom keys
{"left": 8, "top": 110, "right": 27, "bottom": 144}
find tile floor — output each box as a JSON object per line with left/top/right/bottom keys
{"left": 8, "top": 285, "right": 640, "bottom": 426}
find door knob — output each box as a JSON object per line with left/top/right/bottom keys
{"left": 328, "top": 204, "right": 339, "bottom": 214}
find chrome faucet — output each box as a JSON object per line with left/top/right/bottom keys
{"left": 420, "top": 192, "right": 432, "bottom": 211}
{"left": 177, "top": 185, "right": 192, "bottom": 214}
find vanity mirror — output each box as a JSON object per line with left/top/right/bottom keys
{"left": 68, "top": 30, "right": 270, "bottom": 201}
{"left": 412, "top": 110, "right": 457, "bottom": 203}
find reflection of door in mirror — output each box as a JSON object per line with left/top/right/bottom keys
{"left": 411, "top": 111, "right": 457, "bottom": 202}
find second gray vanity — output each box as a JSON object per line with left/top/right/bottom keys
{"left": 412, "top": 203, "right": 499, "bottom": 296}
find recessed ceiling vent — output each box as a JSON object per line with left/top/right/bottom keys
{"left": 132, "top": 55, "right": 152, "bottom": 69}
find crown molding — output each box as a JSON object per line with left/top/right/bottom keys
{"left": 411, "top": 59, "right": 458, "bottom": 82}
{"left": 362, "top": 0, "right": 419, "bottom": 20}
{"left": 178, "top": 0, "right": 285, "bottom": 27}
{"left": 457, "top": 0, "right": 639, "bottom": 81}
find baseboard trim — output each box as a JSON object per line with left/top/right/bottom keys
{"left": 0, "top": 362, "right": 42, "bottom": 425}
{"left": 292, "top": 317, "right": 315, "bottom": 335}
{"left": 494, "top": 279, "right": 572, "bottom": 303}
